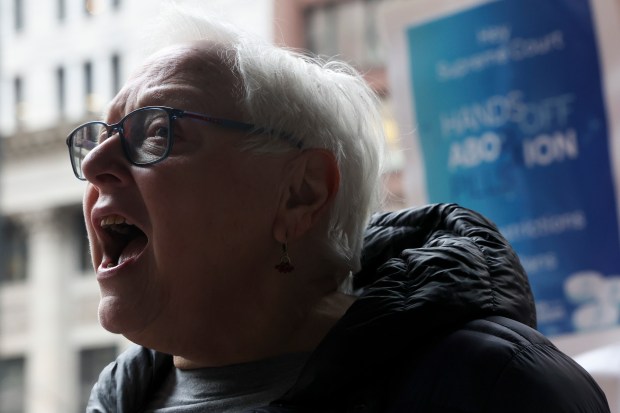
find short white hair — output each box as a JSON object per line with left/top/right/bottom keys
{"left": 147, "top": 2, "right": 386, "bottom": 273}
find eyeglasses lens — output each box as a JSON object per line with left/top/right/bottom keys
{"left": 71, "top": 123, "right": 106, "bottom": 179}
{"left": 70, "top": 107, "right": 172, "bottom": 179}
{"left": 124, "top": 108, "right": 171, "bottom": 164}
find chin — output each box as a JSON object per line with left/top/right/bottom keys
{"left": 98, "top": 304, "right": 124, "bottom": 334}
{"left": 98, "top": 296, "right": 143, "bottom": 335}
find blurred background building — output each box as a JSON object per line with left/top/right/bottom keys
{"left": 0, "top": 0, "right": 618, "bottom": 412}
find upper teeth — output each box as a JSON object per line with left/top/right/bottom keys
{"left": 101, "top": 214, "right": 131, "bottom": 228}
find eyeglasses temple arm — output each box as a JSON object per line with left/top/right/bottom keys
{"left": 180, "top": 110, "right": 303, "bottom": 149}
{"left": 181, "top": 111, "right": 255, "bottom": 131}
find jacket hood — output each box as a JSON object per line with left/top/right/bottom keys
{"left": 355, "top": 202, "right": 536, "bottom": 327}
{"left": 277, "top": 203, "right": 537, "bottom": 409}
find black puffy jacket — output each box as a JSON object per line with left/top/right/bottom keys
{"left": 88, "top": 204, "right": 610, "bottom": 412}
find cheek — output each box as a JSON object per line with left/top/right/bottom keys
{"left": 144, "top": 154, "right": 278, "bottom": 227}
{"left": 144, "top": 184, "right": 273, "bottom": 289}
{"left": 140, "top": 150, "right": 284, "bottom": 268}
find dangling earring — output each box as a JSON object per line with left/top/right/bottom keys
{"left": 275, "top": 242, "right": 295, "bottom": 273}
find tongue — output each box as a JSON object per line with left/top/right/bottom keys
{"left": 118, "top": 233, "right": 148, "bottom": 266}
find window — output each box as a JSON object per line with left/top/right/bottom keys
{"left": 79, "top": 347, "right": 117, "bottom": 412}
{"left": 57, "top": 0, "right": 65, "bottom": 21}
{"left": 84, "top": 61, "right": 93, "bottom": 96}
{"left": 84, "top": 0, "right": 104, "bottom": 16}
{"left": 14, "top": 0, "right": 24, "bottom": 31}
{"left": 57, "top": 66, "right": 66, "bottom": 118}
{"left": 0, "top": 357, "right": 26, "bottom": 413}
{"left": 305, "top": 0, "right": 385, "bottom": 69}
{"left": 84, "top": 0, "right": 92, "bottom": 16}
{"left": 14, "top": 76, "right": 25, "bottom": 125}
{"left": 14, "top": 77, "right": 22, "bottom": 106}
{"left": 111, "top": 54, "right": 121, "bottom": 96}
{"left": 363, "top": 0, "right": 383, "bottom": 66}
{"left": 305, "top": 2, "right": 339, "bottom": 58}
{"left": 0, "top": 217, "right": 28, "bottom": 283}
{"left": 74, "top": 209, "right": 91, "bottom": 273}
{"left": 84, "top": 61, "right": 94, "bottom": 112}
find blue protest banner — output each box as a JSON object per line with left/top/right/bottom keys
{"left": 406, "top": 0, "right": 620, "bottom": 335}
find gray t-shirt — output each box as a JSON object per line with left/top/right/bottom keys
{"left": 143, "top": 352, "right": 310, "bottom": 412}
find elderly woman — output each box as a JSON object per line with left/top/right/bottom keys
{"left": 66, "top": 6, "right": 609, "bottom": 413}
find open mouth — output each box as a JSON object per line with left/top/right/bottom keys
{"left": 100, "top": 214, "right": 148, "bottom": 269}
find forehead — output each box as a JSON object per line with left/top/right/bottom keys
{"left": 106, "top": 42, "right": 240, "bottom": 121}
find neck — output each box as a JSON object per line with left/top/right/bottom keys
{"left": 285, "top": 290, "right": 357, "bottom": 353}
{"left": 172, "top": 290, "right": 356, "bottom": 370}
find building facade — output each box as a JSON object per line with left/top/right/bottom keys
{"left": 0, "top": 1, "right": 405, "bottom": 412}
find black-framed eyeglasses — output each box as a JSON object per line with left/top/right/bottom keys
{"left": 65, "top": 106, "right": 258, "bottom": 180}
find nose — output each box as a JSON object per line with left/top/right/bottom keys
{"left": 81, "top": 132, "right": 131, "bottom": 187}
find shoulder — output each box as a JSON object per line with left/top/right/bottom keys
{"left": 387, "top": 316, "right": 610, "bottom": 413}
{"left": 86, "top": 345, "right": 173, "bottom": 413}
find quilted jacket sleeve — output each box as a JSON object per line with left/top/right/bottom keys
{"left": 482, "top": 318, "right": 609, "bottom": 413}
{"left": 386, "top": 316, "right": 610, "bottom": 413}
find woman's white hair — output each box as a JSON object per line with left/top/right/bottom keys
{"left": 147, "top": 2, "right": 386, "bottom": 273}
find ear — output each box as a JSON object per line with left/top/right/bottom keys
{"left": 273, "top": 149, "right": 340, "bottom": 243}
